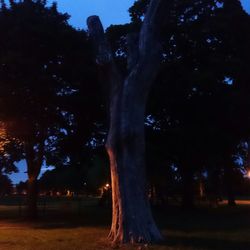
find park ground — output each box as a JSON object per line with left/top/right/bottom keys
{"left": 0, "top": 198, "right": 249, "bottom": 250}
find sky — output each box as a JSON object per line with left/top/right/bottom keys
{"left": 48, "top": 0, "right": 250, "bottom": 29}
{"left": 241, "top": 0, "right": 250, "bottom": 13}
{"left": 9, "top": 0, "right": 250, "bottom": 184}
{"left": 48, "top": 0, "right": 135, "bottom": 29}
{"left": 10, "top": 161, "right": 54, "bottom": 184}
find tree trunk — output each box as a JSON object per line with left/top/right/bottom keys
{"left": 27, "top": 177, "right": 38, "bottom": 219}
{"left": 181, "top": 168, "right": 194, "bottom": 210}
{"left": 224, "top": 161, "right": 236, "bottom": 206}
{"left": 227, "top": 189, "right": 236, "bottom": 206}
{"left": 106, "top": 81, "right": 162, "bottom": 244}
{"left": 87, "top": 0, "right": 169, "bottom": 244}
{"left": 225, "top": 169, "right": 236, "bottom": 206}
{"left": 198, "top": 171, "right": 204, "bottom": 199}
{"left": 199, "top": 179, "right": 204, "bottom": 199}
{"left": 25, "top": 140, "right": 44, "bottom": 220}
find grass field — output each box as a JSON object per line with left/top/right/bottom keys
{"left": 0, "top": 198, "right": 250, "bottom": 250}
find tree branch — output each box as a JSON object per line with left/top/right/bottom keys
{"left": 139, "top": 0, "right": 169, "bottom": 58}
{"left": 87, "top": 15, "right": 123, "bottom": 102}
{"left": 127, "top": 32, "right": 139, "bottom": 71}
{"left": 124, "top": 0, "right": 170, "bottom": 94}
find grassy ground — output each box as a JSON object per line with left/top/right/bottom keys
{"left": 0, "top": 198, "right": 249, "bottom": 250}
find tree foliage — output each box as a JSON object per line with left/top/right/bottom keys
{"left": 106, "top": 0, "right": 250, "bottom": 206}
{"left": 0, "top": 0, "right": 100, "bottom": 217}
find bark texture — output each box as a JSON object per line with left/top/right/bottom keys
{"left": 87, "top": 0, "right": 168, "bottom": 244}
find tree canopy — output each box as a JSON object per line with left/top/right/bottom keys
{"left": 0, "top": 0, "right": 102, "bottom": 218}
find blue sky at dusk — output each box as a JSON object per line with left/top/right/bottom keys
{"left": 48, "top": 0, "right": 135, "bottom": 28}
{"left": 9, "top": 0, "right": 250, "bottom": 184}
{"left": 49, "top": 0, "right": 250, "bottom": 29}
{"left": 10, "top": 161, "right": 54, "bottom": 184}
{"left": 50, "top": 0, "right": 250, "bottom": 29}
{"left": 241, "top": 0, "right": 250, "bottom": 13}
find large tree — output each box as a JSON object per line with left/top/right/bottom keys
{"left": 87, "top": 0, "right": 171, "bottom": 244}
{"left": 0, "top": 0, "right": 95, "bottom": 218}
{"left": 128, "top": 0, "right": 250, "bottom": 208}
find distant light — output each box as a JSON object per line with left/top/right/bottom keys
{"left": 248, "top": 171, "right": 250, "bottom": 178}
{"left": 100, "top": 183, "right": 111, "bottom": 195}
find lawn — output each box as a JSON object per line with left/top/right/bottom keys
{"left": 0, "top": 198, "right": 249, "bottom": 250}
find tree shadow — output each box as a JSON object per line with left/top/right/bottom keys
{"left": 154, "top": 204, "right": 250, "bottom": 233}
{"left": 0, "top": 203, "right": 111, "bottom": 229}
{"left": 158, "top": 234, "right": 250, "bottom": 250}
{"left": 26, "top": 205, "right": 111, "bottom": 229}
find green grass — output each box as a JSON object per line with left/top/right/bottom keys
{"left": 0, "top": 198, "right": 249, "bottom": 250}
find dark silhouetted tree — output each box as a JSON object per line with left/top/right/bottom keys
{"left": 0, "top": 0, "right": 95, "bottom": 218}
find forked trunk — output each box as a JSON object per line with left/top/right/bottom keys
{"left": 87, "top": 0, "right": 168, "bottom": 244}
{"left": 106, "top": 83, "right": 162, "bottom": 244}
